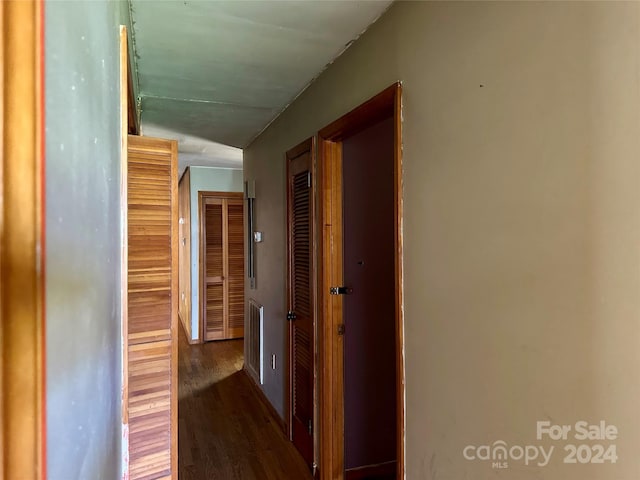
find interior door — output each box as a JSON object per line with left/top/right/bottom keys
{"left": 127, "top": 135, "right": 178, "bottom": 480}
{"left": 286, "top": 138, "right": 315, "bottom": 469}
{"left": 202, "top": 193, "right": 245, "bottom": 341}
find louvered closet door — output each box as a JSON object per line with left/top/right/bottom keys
{"left": 204, "top": 198, "right": 224, "bottom": 341}
{"left": 202, "top": 195, "right": 244, "bottom": 341}
{"left": 226, "top": 199, "right": 245, "bottom": 339}
{"left": 127, "top": 135, "right": 178, "bottom": 480}
{"left": 286, "top": 139, "right": 315, "bottom": 469}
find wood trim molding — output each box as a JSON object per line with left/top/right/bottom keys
{"left": 318, "top": 138, "right": 344, "bottom": 480}
{"left": 1, "top": 3, "right": 4, "bottom": 471}
{"left": 119, "top": 25, "right": 130, "bottom": 479}
{"left": 1, "top": 2, "right": 46, "bottom": 479}
{"left": 199, "top": 191, "right": 244, "bottom": 199}
{"left": 345, "top": 461, "right": 397, "bottom": 480}
{"left": 393, "top": 83, "right": 406, "bottom": 480}
{"left": 178, "top": 167, "right": 192, "bottom": 342}
{"left": 286, "top": 137, "right": 314, "bottom": 161}
{"left": 318, "top": 84, "right": 396, "bottom": 141}
{"left": 170, "top": 139, "right": 179, "bottom": 479}
{"left": 242, "top": 367, "right": 287, "bottom": 434}
{"left": 198, "top": 192, "right": 204, "bottom": 343}
{"left": 317, "top": 83, "right": 404, "bottom": 480}
{"left": 126, "top": 41, "right": 139, "bottom": 135}
{"left": 178, "top": 312, "right": 199, "bottom": 345}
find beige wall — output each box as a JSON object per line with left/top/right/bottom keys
{"left": 244, "top": 2, "right": 640, "bottom": 478}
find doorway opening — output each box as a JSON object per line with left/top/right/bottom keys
{"left": 198, "top": 191, "right": 245, "bottom": 342}
{"left": 317, "top": 83, "right": 405, "bottom": 479}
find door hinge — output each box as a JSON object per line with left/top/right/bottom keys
{"left": 307, "top": 171, "right": 311, "bottom": 188}
{"left": 308, "top": 419, "right": 312, "bottom": 434}
{"left": 330, "top": 286, "right": 352, "bottom": 295}
{"left": 337, "top": 324, "right": 345, "bottom": 336}
{"left": 287, "top": 311, "right": 297, "bottom": 321}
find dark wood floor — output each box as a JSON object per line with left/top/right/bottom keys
{"left": 178, "top": 327, "right": 313, "bottom": 480}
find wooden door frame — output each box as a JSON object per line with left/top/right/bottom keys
{"left": 198, "top": 190, "right": 244, "bottom": 343}
{"left": 284, "top": 137, "right": 317, "bottom": 464}
{"left": 170, "top": 141, "right": 179, "bottom": 479}
{"left": 1, "top": 2, "right": 46, "bottom": 479}
{"left": 317, "top": 83, "right": 404, "bottom": 480}
{"left": 119, "top": 24, "right": 130, "bottom": 480}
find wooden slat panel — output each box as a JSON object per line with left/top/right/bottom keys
{"left": 291, "top": 167, "right": 313, "bottom": 445}
{"left": 205, "top": 284, "right": 224, "bottom": 341}
{"left": 205, "top": 203, "right": 223, "bottom": 278}
{"left": 227, "top": 201, "right": 244, "bottom": 338}
{"left": 292, "top": 171, "right": 311, "bottom": 318}
{"left": 204, "top": 200, "right": 225, "bottom": 341}
{"left": 293, "top": 327, "right": 311, "bottom": 420}
{"left": 227, "top": 280, "right": 244, "bottom": 337}
{"left": 227, "top": 202, "right": 244, "bottom": 278}
{"left": 127, "top": 135, "right": 177, "bottom": 480}
{"left": 286, "top": 139, "right": 315, "bottom": 469}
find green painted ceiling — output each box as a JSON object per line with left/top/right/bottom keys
{"left": 130, "top": 0, "right": 393, "bottom": 156}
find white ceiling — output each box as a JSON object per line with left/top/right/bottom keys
{"left": 130, "top": 0, "right": 393, "bottom": 166}
{"left": 142, "top": 124, "right": 243, "bottom": 175}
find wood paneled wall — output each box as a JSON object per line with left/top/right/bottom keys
{"left": 127, "top": 135, "right": 178, "bottom": 480}
{"left": 178, "top": 168, "right": 192, "bottom": 340}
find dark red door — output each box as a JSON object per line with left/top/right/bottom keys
{"left": 287, "top": 138, "right": 315, "bottom": 469}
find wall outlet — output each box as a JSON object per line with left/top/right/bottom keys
{"left": 271, "top": 354, "right": 276, "bottom": 370}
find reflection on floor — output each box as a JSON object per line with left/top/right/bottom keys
{"left": 178, "top": 327, "right": 312, "bottom": 480}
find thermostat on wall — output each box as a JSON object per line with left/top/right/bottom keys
{"left": 254, "top": 231, "right": 263, "bottom": 243}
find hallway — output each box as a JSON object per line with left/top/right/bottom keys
{"left": 177, "top": 328, "right": 312, "bottom": 480}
